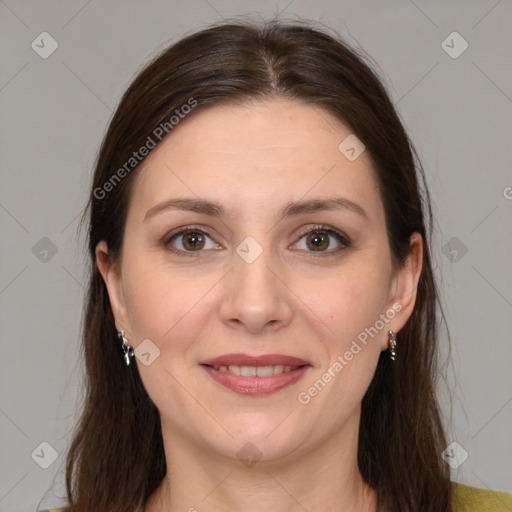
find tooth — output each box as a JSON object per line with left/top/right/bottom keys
{"left": 240, "top": 366, "right": 257, "bottom": 377}
{"left": 228, "top": 365, "right": 241, "bottom": 376}
{"left": 219, "top": 364, "right": 300, "bottom": 376}
{"left": 256, "top": 365, "right": 274, "bottom": 377}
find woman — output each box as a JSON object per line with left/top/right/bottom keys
{"left": 49, "top": 20, "right": 512, "bottom": 512}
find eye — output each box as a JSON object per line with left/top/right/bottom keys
{"left": 292, "top": 225, "right": 350, "bottom": 254}
{"left": 164, "top": 224, "right": 350, "bottom": 257}
{"left": 166, "top": 227, "right": 220, "bottom": 255}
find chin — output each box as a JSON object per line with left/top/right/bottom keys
{"left": 207, "top": 421, "right": 308, "bottom": 466}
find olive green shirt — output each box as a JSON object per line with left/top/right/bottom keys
{"left": 451, "top": 482, "right": 512, "bottom": 511}
{"left": 43, "top": 482, "right": 512, "bottom": 511}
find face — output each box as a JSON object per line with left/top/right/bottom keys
{"left": 97, "top": 98, "right": 422, "bottom": 465}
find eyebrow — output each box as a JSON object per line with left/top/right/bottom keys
{"left": 143, "top": 196, "right": 368, "bottom": 223}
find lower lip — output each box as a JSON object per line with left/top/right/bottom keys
{"left": 201, "top": 365, "right": 311, "bottom": 396}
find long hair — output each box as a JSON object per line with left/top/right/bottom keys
{"left": 64, "top": 20, "right": 451, "bottom": 511}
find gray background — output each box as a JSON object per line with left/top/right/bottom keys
{"left": 0, "top": 1, "right": 511, "bottom": 510}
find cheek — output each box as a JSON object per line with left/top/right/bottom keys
{"left": 295, "top": 269, "right": 388, "bottom": 420}
{"left": 121, "top": 263, "right": 215, "bottom": 417}
{"left": 300, "top": 258, "right": 391, "bottom": 345}
{"left": 121, "top": 258, "right": 211, "bottom": 350}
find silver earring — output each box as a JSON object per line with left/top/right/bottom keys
{"left": 388, "top": 330, "right": 397, "bottom": 361}
{"left": 118, "top": 330, "right": 135, "bottom": 366}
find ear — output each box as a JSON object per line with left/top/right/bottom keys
{"left": 96, "top": 241, "right": 130, "bottom": 333}
{"left": 382, "top": 232, "right": 423, "bottom": 349}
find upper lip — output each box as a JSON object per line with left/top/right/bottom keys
{"left": 200, "top": 353, "right": 311, "bottom": 367}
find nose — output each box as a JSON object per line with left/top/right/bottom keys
{"left": 219, "top": 242, "right": 293, "bottom": 334}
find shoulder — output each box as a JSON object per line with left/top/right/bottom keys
{"left": 452, "top": 482, "right": 512, "bottom": 511}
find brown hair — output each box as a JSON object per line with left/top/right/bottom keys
{"left": 64, "top": 19, "right": 451, "bottom": 511}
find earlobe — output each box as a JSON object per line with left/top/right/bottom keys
{"left": 95, "top": 241, "right": 129, "bottom": 332}
{"left": 386, "top": 232, "right": 423, "bottom": 337}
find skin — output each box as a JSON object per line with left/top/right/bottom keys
{"left": 96, "top": 98, "right": 423, "bottom": 512}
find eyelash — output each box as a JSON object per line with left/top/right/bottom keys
{"left": 164, "top": 224, "right": 351, "bottom": 258}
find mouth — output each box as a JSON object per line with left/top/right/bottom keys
{"left": 199, "top": 353, "right": 312, "bottom": 396}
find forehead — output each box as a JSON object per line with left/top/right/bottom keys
{"left": 129, "top": 98, "right": 383, "bottom": 223}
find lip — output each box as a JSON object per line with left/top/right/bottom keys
{"left": 200, "top": 353, "right": 312, "bottom": 396}
{"left": 200, "top": 353, "right": 310, "bottom": 367}
{"left": 201, "top": 365, "right": 311, "bottom": 396}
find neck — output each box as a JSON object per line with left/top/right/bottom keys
{"left": 145, "top": 420, "right": 378, "bottom": 512}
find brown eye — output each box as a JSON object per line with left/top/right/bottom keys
{"left": 293, "top": 226, "right": 350, "bottom": 255}
{"left": 181, "top": 232, "right": 205, "bottom": 250}
{"left": 306, "top": 231, "right": 330, "bottom": 251}
{"left": 167, "top": 229, "right": 218, "bottom": 253}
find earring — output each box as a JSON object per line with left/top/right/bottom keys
{"left": 388, "top": 330, "right": 397, "bottom": 361}
{"left": 118, "top": 330, "right": 135, "bottom": 366}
